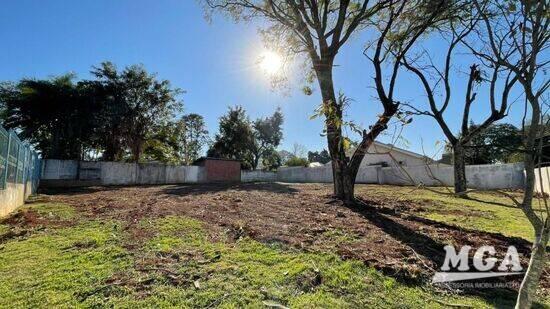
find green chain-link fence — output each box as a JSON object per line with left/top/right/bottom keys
{"left": 0, "top": 125, "right": 41, "bottom": 190}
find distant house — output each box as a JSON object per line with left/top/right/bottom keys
{"left": 324, "top": 141, "right": 433, "bottom": 168}
{"left": 308, "top": 162, "right": 324, "bottom": 168}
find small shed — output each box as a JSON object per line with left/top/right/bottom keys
{"left": 193, "top": 157, "right": 241, "bottom": 182}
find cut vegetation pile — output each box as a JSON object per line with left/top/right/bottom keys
{"left": 0, "top": 183, "right": 548, "bottom": 308}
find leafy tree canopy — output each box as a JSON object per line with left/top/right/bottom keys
{"left": 285, "top": 156, "right": 309, "bottom": 167}
{"left": 465, "top": 123, "right": 523, "bottom": 164}
{"left": 208, "top": 106, "right": 284, "bottom": 170}
{"left": 251, "top": 108, "right": 284, "bottom": 169}
{"left": 308, "top": 149, "right": 331, "bottom": 164}
{"left": 0, "top": 62, "right": 185, "bottom": 162}
{"left": 208, "top": 106, "right": 256, "bottom": 169}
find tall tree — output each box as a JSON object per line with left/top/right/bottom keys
{"left": 0, "top": 75, "right": 98, "bottom": 159}
{"left": 178, "top": 113, "right": 210, "bottom": 165}
{"left": 344, "top": 0, "right": 451, "bottom": 201}
{"left": 251, "top": 108, "right": 284, "bottom": 169}
{"left": 464, "top": 0, "right": 549, "bottom": 307}
{"left": 208, "top": 106, "right": 256, "bottom": 169}
{"left": 204, "top": 0, "right": 386, "bottom": 201}
{"left": 402, "top": 10, "right": 517, "bottom": 195}
{"left": 206, "top": 0, "right": 451, "bottom": 202}
{"left": 91, "top": 62, "right": 182, "bottom": 162}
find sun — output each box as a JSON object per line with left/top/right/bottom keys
{"left": 259, "top": 51, "right": 283, "bottom": 75}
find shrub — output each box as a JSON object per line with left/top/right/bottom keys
{"left": 286, "top": 157, "right": 309, "bottom": 167}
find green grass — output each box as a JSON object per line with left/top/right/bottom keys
{"left": 19, "top": 202, "right": 77, "bottom": 220}
{"left": 0, "top": 204, "right": 519, "bottom": 308}
{"left": 0, "top": 221, "right": 130, "bottom": 307}
{"left": 365, "top": 185, "right": 538, "bottom": 241}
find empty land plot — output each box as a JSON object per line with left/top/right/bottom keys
{"left": 0, "top": 183, "right": 548, "bottom": 308}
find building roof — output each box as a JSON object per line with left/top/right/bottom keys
{"left": 367, "top": 141, "right": 429, "bottom": 160}
{"left": 323, "top": 141, "right": 433, "bottom": 166}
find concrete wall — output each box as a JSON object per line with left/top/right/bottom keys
{"left": 276, "top": 163, "right": 525, "bottom": 189}
{"left": 379, "top": 163, "right": 525, "bottom": 189}
{"left": 355, "top": 166, "right": 380, "bottom": 183}
{"left": 277, "top": 166, "right": 333, "bottom": 183}
{"left": 101, "top": 162, "right": 138, "bottom": 185}
{"left": 0, "top": 183, "right": 26, "bottom": 217}
{"left": 241, "top": 170, "right": 277, "bottom": 182}
{"left": 41, "top": 159, "right": 78, "bottom": 179}
{"left": 2, "top": 161, "right": 40, "bottom": 218}
{"left": 41, "top": 160, "right": 204, "bottom": 187}
{"left": 535, "top": 166, "right": 550, "bottom": 194}
{"left": 40, "top": 159, "right": 525, "bottom": 190}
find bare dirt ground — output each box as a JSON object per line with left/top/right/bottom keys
{"left": 39, "top": 182, "right": 549, "bottom": 298}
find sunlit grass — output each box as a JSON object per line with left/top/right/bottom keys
{"left": 362, "top": 185, "right": 537, "bottom": 241}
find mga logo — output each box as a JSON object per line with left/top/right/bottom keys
{"left": 432, "top": 245, "right": 524, "bottom": 283}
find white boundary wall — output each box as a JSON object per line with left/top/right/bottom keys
{"left": 241, "top": 170, "right": 277, "bottom": 182}
{"left": 274, "top": 163, "right": 524, "bottom": 190}
{"left": 42, "top": 159, "right": 205, "bottom": 186}
{"left": 41, "top": 159, "right": 525, "bottom": 190}
{"left": 535, "top": 166, "right": 550, "bottom": 193}
{"left": 379, "top": 163, "right": 524, "bottom": 189}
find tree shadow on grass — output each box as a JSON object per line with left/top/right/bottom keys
{"left": 465, "top": 196, "right": 519, "bottom": 209}
{"left": 40, "top": 182, "right": 300, "bottom": 197}
{"left": 162, "top": 182, "right": 300, "bottom": 196}
{"left": 343, "top": 198, "right": 538, "bottom": 307}
{"left": 38, "top": 186, "right": 126, "bottom": 196}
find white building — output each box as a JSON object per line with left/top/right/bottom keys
{"left": 323, "top": 141, "right": 432, "bottom": 168}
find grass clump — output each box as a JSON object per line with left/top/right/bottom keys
{"left": 322, "top": 228, "right": 360, "bottom": 244}
{"left": 20, "top": 202, "right": 77, "bottom": 221}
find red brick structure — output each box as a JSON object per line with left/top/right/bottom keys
{"left": 193, "top": 158, "right": 241, "bottom": 182}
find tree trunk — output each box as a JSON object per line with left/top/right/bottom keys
{"left": 313, "top": 57, "right": 349, "bottom": 200}
{"left": 515, "top": 90, "right": 548, "bottom": 308}
{"left": 453, "top": 144, "right": 467, "bottom": 195}
{"left": 516, "top": 101, "right": 547, "bottom": 308}
{"left": 342, "top": 168, "right": 355, "bottom": 204}
{"left": 331, "top": 159, "right": 354, "bottom": 202}
{"left": 253, "top": 154, "right": 260, "bottom": 170}
{"left": 132, "top": 140, "right": 143, "bottom": 163}
{"left": 515, "top": 226, "right": 549, "bottom": 309}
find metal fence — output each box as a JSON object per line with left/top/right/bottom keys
{"left": 0, "top": 125, "right": 41, "bottom": 190}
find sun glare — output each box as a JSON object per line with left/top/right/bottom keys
{"left": 259, "top": 51, "right": 283, "bottom": 75}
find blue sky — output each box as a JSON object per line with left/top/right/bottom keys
{"left": 0, "top": 0, "right": 527, "bottom": 158}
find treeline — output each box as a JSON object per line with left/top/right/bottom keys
{"left": 0, "top": 62, "right": 208, "bottom": 164}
